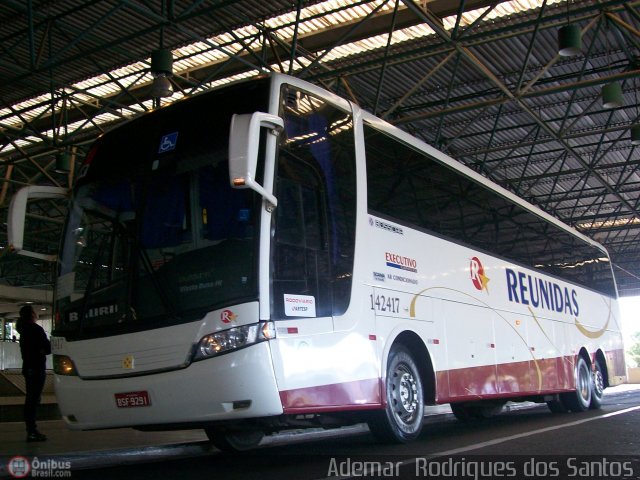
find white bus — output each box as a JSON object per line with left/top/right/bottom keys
{"left": 9, "top": 73, "right": 626, "bottom": 450}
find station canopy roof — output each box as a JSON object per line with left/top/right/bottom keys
{"left": 1, "top": 0, "right": 639, "bottom": 304}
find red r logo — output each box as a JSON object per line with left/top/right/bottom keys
{"left": 220, "top": 310, "right": 237, "bottom": 323}
{"left": 470, "top": 257, "right": 490, "bottom": 293}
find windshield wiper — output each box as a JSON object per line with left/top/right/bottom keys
{"left": 77, "top": 232, "right": 111, "bottom": 332}
{"left": 75, "top": 210, "right": 181, "bottom": 329}
{"left": 115, "top": 221, "right": 181, "bottom": 323}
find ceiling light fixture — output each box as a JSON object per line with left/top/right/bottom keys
{"left": 54, "top": 151, "right": 72, "bottom": 173}
{"left": 150, "top": 48, "right": 174, "bottom": 99}
{"left": 631, "top": 125, "right": 640, "bottom": 146}
{"left": 601, "top": 20, "right": 623, "bottom": 109}
{"left": 602, "top": 82, "right": 623, "bottom": 109}
{"left": 558, "top": 24, "right": 581, "bottom": 57}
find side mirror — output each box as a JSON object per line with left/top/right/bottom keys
{"left": 228, "top": 112, "right": 284, "bottom": 211}
{"left": 8, "top": 185, "right": 69, "bottom": 262}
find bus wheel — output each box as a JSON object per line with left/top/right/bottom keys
{"left": 560, "top": 356, "right": 592, "bottom": 412}
{"left": 368, "top": 346, "right": 424, "bottom": 443}
{"left": 205, "top": 428, "right": 264, "bottom": 453}
{"left": 589, "top": 359, "right": 605, "bottom": 410}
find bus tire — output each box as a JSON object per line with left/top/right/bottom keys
{"left": 368, "top": 346, "right": 424, "bottom": 443}
{"left": 560, "top": 356, "right": 592, "bottom": 412}
{"left": 589, "top": 359, "right": 605, "bottom": 410}
{"left": 205, "top": 428, "right": 264, "bottom": 453}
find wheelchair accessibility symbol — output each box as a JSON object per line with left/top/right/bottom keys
{"left": 158, "top": 132, "right": 178, "bottom": 153}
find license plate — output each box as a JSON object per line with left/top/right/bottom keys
{"left": 115, "top": 391, "right": 151, "bottom": 408}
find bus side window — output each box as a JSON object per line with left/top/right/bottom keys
{"left": 364, "top": 124, "right": 616, "bottom": 297}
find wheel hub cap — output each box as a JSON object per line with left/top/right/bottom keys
{"left": 391, "top": 365, "right": 419, "bottom": 424}
{"left": 399, "top": 372, "right": 417, "bottom": 413}
{"left": 593, "top": 370, "right": 604, "bottom": 397}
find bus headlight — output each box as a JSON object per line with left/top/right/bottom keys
{"left": 193, "top": 322, "right": 275, "bottom": 361}
{"left": 53, "top": 355, "right": 78, "bottom": 376}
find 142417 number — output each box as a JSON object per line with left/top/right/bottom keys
{"left": 370, "top": 294, "right": 400, "bottom": 314}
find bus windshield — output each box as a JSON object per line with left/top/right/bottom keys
{"left": 54, "top": 79, "right": 269, "bottom": 339}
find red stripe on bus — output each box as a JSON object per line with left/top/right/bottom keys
{"left": 280, "top": 378, "right": 381, "bottom": 413}
{"left": 279, "top": 349, "right": 626, "bottom": 413}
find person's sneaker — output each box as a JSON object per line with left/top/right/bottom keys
{"left": 26, "top": 432, "right": 47, "bottom": 442}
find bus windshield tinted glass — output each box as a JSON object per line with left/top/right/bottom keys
{"left": 54, "top": 79, "right": 268, "bottom": 338}
{"left": 56, "top": 164, "right": 258, "bottom": 337}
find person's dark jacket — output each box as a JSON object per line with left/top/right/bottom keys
{"left": 19, "top": 322, "right": 51, "bottom": 373}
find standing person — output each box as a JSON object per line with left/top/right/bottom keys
{"left": 16, "top": 305, "right": 51, "bottom": 442}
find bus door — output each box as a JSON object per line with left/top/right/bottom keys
{"left": 268, "top": 85, "right": 367, "bottom": 410}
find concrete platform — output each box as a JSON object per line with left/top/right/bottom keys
{"left": 0, "top": 419, "right": 213, "bottom": 476}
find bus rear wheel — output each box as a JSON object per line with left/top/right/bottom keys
{"left": 589, "top": 359, "right": 605, "bottom": 410}
{"left": 368, "top": 345, "right": 424, "bottom": 443}
{"left": 560, "top": 356, "right": 592, "bottom": 412}
{"left": 205, "top": 428, "right": 264, "bottom": 453}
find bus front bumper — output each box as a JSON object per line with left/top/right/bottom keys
{"left": 54, "top": 341, "right": 283, "bottom": 430}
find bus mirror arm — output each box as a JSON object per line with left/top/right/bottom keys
{"left": 228, "top": 112, "right": 284, "bottom": 212}
{"left": 8, "top": 185, "right": 69, "bottom": 262}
